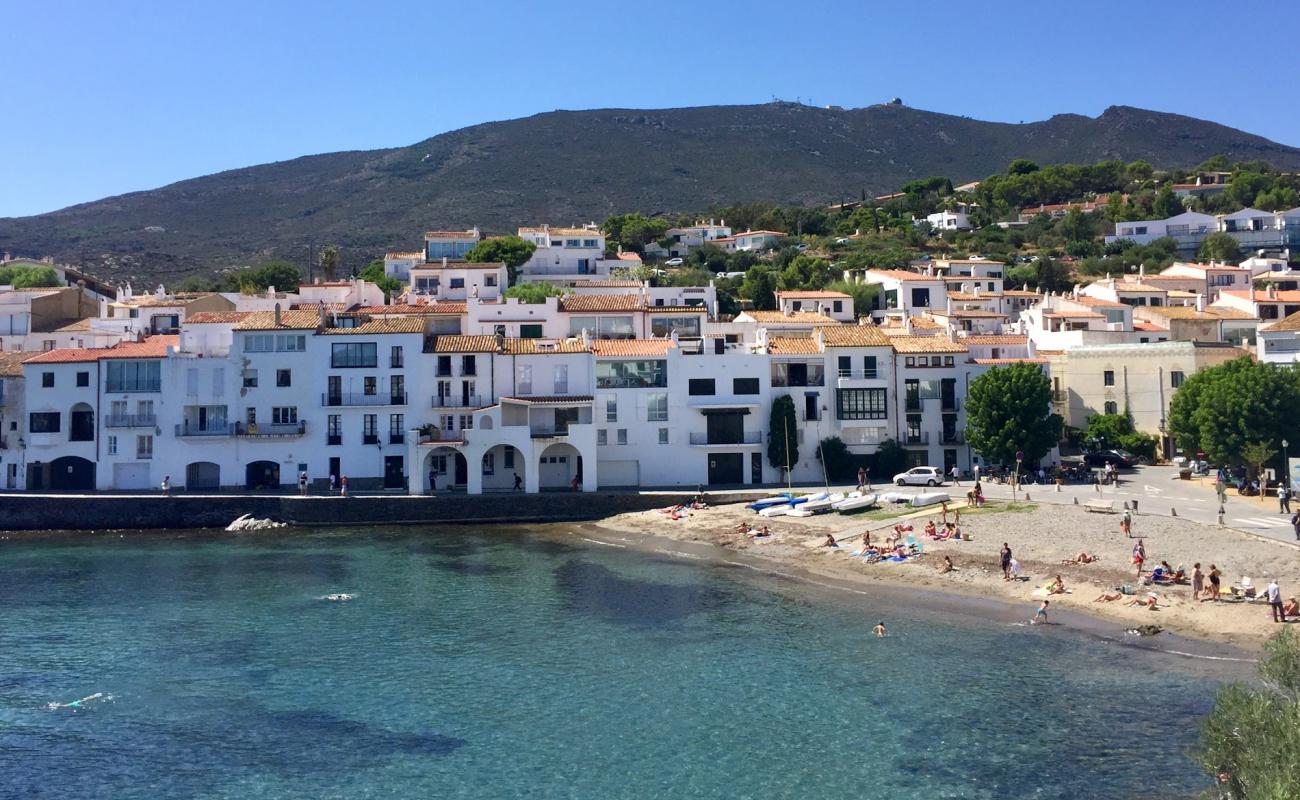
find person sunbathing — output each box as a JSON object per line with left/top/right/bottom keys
{"left": 1127, "top": 594, "right": 1159, "bottom": 610}
{"left": 734, "top": 522, "right": 751, "bottom": 535}
{"left": 1284, "top": 597, "right": 1300, "bottom": 617}
{"left": 923, "top": 520, "right": 937, "bottom": 538}
{"left": 824, "top": 534, "right": 839, "bottom": 548}
{"left": 1094, "top": 591, "right": 1123, "bottom": 602}
{"left": 1149, "top": 565, "right": 1173, "bottom": 585}
{"left": 1046, "top": 575, "right": 1066, "bottom": 595}
{"left": 1064, "top": 552, "right": 1096, "bottom": 565}
{"left": 938, "top": 556, "right": 954, "bottom": 574}
{"left": 946, "top": 522, "right": 962, "bottom": 540}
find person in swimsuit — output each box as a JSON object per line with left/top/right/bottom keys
{"left": 1132, "top": 539, "right": 1146, "bottom": 580}
{"left": 1191, "top": 563, "right": 1204, "bottom": 600}
{"left": 1000, "top": 543, "right": 1012, "bottom": 581}
{"left": 873, "top": 621, "right": 886, "bottom": 638}
{"left": 938, "top": 556, "right": 954, "bottom": 574}
{"left": 824, "top": 534, "right": 839, "bottom": 548}
{"left": 1031, "top": 600, "right": 1049, "bottom": 624}
{"left": 1207, "top": 564, "right": 1222, "bottom": 601}
{"left": 1048, "top": 575, "right": 1066, "bottom": 595}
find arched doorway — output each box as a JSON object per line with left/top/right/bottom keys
{"left": 424, "top": 447, "right": 467, "bottom": 491}
{"left": 69, "top": 403, "right": 95, "bottom": 442}
{"left": 186, "top": 461, "right": 221, "bottom": 490}
{"left": 538, "top": 443, "right": 581, "bottom": 491}
{"left": 481, "top": 444, "right": 524, "bottom": 491}
{"left": 50, "top": 456, "right": 96, "bottom": 490}
{"left": 245, "top": 460, "right": 281, "bottom": 491}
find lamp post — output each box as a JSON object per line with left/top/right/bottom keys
{"left": 1013, "top": 450, "right": 1024, "bottom": 503}
{"left": 1284, "top": 438, "right": 1291, "bottom": 493}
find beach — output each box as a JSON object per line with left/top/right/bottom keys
{"left": 595, "top": 497, "right": 1300, "bottom": 648}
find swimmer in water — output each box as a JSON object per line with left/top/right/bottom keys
{"left": 873, "top": 621, "right": 886, "bottom": 637}
{"left": 321, "top": 593, "right": 355, "bottom": 601}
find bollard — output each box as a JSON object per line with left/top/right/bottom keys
{"left": 1056, "top": 482, "right": 1061, "bottom": 492}
{"left": 1171, "top": 506, "right": 1177, "bottom": 517}
{"left": 1025, "top": 493, "right": 1031, "bottom": 502}
{"left": 1123, "top": 500, "right": 1130, "bottom": 511}
{"left": 1073, "top": 496, "right": 1079, "bottom": 505}
{"left": 1218, "top": 512, "right": 1225, "bottom": 526}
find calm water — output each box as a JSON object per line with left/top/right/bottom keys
{"left": 0, "top": 526, "right": 1232, "bottom": 799}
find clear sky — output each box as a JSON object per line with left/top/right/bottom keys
{"left": 3, "top": 0, "right": 1298, "bottom": 218}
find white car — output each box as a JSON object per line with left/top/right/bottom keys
{"left": 893, "top": 466, "right": 945, "bottom": 487}
{"left": 665, "top": 257, "right": 685, "bottom": 267}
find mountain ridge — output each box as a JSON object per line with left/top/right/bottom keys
{"left": 3, "top": 102, "right": 1298, "bottom": 283}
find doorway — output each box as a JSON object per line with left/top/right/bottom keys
{"left": 245, "top": 460, "right": 280, "bottom": 490}
{"left": 751, "top": 452, "right": 763, "bottom": 484}
{"left": 708, "top": 453, "right": 743, "bottom": 485}
{"left": 384, "top": 456, "right": 405, "bottom": 489}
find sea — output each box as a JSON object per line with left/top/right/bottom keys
{"left": 0, "top": 525, "right": 1242, "bottom": 799}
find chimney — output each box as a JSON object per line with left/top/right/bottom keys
{"left": 442, "top": 256, "right": 448, "bottom": 267}
{"left": 1139, "top": 263, "right": 1146, "bottom": 278}
{"left": 904, "top": 316, "right": 914, "bottom": 335}
{"left": 1195, "top": 293, "right": 1205, "bottom": 312}
{"left": 318, "top": 300, "right": 327, "bottom": 329}
{"left": 273, "top": 303, "right": 282, "bottom": 327}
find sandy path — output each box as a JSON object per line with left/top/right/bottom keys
{"left": 597, "top": 498, "right": 1300, "bottom": 648}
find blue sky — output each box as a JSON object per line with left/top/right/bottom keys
{"left": 3, "top": 0, "right": 1298, "bottom": 218}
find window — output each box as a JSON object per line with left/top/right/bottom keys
{"left": 107, "top": 435, "right": 118, "bottom": 455}
{"left": 836, "top": 388, "right": 888, "bottom": 420}
{"left": 517, "top": 364, "right": 532, "bottom": 394}
{"left": 863, "top": 356, "right": 877, "bottom": 378}
{"left": 905, "top": 357, "right": 916, "bottom": 368}
{"left": 437, "top": 356, "right": 453, "bottom": 376}
{"left": 246, "top": 408, "right": 257, "bottom": 426}
{"left": 244, "top": 334, "right": 306, "bottom": 352}
{"left": 910, "top": 288, "right": 931, "bottom": 307}
{"left": 605, "top": 394, "right": 617, "bottom": 422}
{"left": 29, "top": 412, "right": 60, "bottom": 432}
{"left": 272, "top": 407, "right": 298, "bottom": 425}
{"left": 457, "top": 414, "right": 473, "bottom": 430}
{"left": 441, "top": 415, "right": 454, "bottom": 432}
{"left": 1104, "top": 401, "right": 1118, "bottom": 415}
{"left": 76, "top": 371, "right": 89, "bottom": 387}
{"left": 503, "top": 448, "right": 514, "bottom": 469}
{"left": 483, "top": 453, "right": 494, "bottom": 475}
{"left": 462, "top": 355, "right": 476, "bottom": 376}
{"left": 328, "top": 415, "right": 342, "bottom": 445}
{"left": 136, "top": 435, "right": 154, "bottom": 459}
{"left": 688, "top": 378, "right": 715, "bottom": 396}
{"left": 944, "top": 356, "right": 955, "bottom": 367}
{"left": 390, "top": 375, "right": 405, "bottom": 402}
{"left": 450, "top": 278, "right": 465, "bottom": 290}
{"left": 597, "top": 429, "right": 608, "bottom": 445}
{"left": 832, "top": 300, "right": 842, "bottom": 313}
{"left": 520, "top": 323, "right": 543, "bottom": 339}
{"left": 1171, "top": 370, "right": 1185, "bottom": 388}
{"left": 485, "top": 275, "right": 497, "bottom": 287}
{"left": 649, "top": 316, "right": 702, "bottom": 338}
{"left": 734, "top": 377, "right": 760, "bottom": 395}
{"left": 363, "top": 414, "right": 378, "bottom": 443}
{"left": 1103, "top": 370, "right": 1115, "bottom": 387}
{"left": 647, "top": 392, "right": 668, "bottom": 422}
{"left": 276, "top": 369, "right": 291, "bottom": 387}
{"left": 596, "top": 360, "right": 667, "bottom": 388}
{"left": 554, "top": 364, "right": 568, "bottom": 393}
{"left": 242, "top": 370, "right": 258, "bottom": 388}
{"left": 390, "top": 346, "right": 404, "bottom": 368}
{"left": 658, "top": 427, "right": 669, "bottom": 445}
{"left": 42, "top": 372, "right": 54, "bottom": 388}
{"left": 617, "top": 428, "right": 628, "bottom": 445}
{"left": 331, "top": 342, "right": 377, "bottom": 368}
{"left": 137, "top": 400, "right": 154, "bottom": 420}
{"left": 107, "top": 361, "right": 161, "bottom": 392}
{"left": 390, "top": 413, "right": 405, "bottom": 440}
{"left": 363, "top": 376, "right": 377, "bottom": 395}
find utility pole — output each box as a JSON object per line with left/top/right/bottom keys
{"left": 784, "top": 415, "right": 793, "bottom": 491}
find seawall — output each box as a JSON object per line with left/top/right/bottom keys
{"left": 0, "top": 491, "right": 758, "bottom": 532}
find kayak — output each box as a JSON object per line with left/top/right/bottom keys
{"left": 834, "top": 493, "right": 878, "bottom": 512}
{"left": 747, "top": 494, "right": 793, "bottom": 512}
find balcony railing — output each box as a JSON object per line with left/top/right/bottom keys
{"left": 689, "top": 431, "right": 762, "bottom": 445}
{"left": 942, "top": 430, "right": 964, "bottom": 444}
{"left": 389, "top": 433, "right": 405, "bottom": 445}
{"left": 175, "top": 423, "right": 232, "bottom": 437}
{"left": 363, "top": 434, "right": 380, "bottom": 445}
{"left": 837, "top": 369, "right": 880, "bottom": 380}
{"left": 530, "top": 426, "right": 570, "bottom": 438}
{"left": 136, "top": 450, "right": 153, "bottom": 460}
{"left": 432, "top": 394, "right": 484, "bottom": 408}
{"left": 904, "top": 432, "right": 930, "bottom": 445}
{"left": 105, "top": 414, "right": 157, "bottom": 429}
{"left": 905, "top": 398, "right": 922, "bottom": 411}
{"left": 941, "top": 397, "right": 960, "bottom": 411}
{"left": 235, "top": 421, "right": 306, "bottom": 437}
{"left": 322, "top": 393, "right": 407, "bottom": 407}
{"left": 327, "top": 434, "right": 342, "bottom": 446}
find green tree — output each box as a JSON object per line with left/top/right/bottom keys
{"left": 816, "top": 437, "right": 853, "bottom": 482}
{"left": 825, "top": 280, "right": 879, "bottom": 316}
{"left": 602, "top": 213, "right": 671, "bottom": 253}
{"left": 465, "top": 235, "right": 537, "bottom": 285}
{"left": 740, "top": 267, "right": 778, "bottom": 311}
{"left": 777, "top": 254, "right": 833, "bottom": 290}
{"left": 358, "top": 258, "right": 403, "bottom": 299}
{"left": 767, "top": 394, "right": 799, "bottom": 474}
{"left": 1007, "top": 159, "right": 1039, "bottom": 176}
{"left": 1084, "top": 412, "right": 1157, "bottom": 460}
{"left": 0, "top": 264, "right": 61, "bottom": 288}
{"left": 1242, "top": 441, "right": 1278, "bottom": 484}
{"left": 1058, "top": 208, "right": 1094, "bottom": 242}
{"left": 172, "top": 274, "right": 218, "bottom": 292}
{"left": 872, "top": 438, "right": 909, "bottom": 480}
{"left": 318, "top": 246, "right": 339, "bottom": 282}
{"left": 502, "top": 281, "right": 563, "bottom": 304}
{"left": 1152, "top": 186, "right": 1183, "bottom": 218}
{"left": 1168, "top": 357, "right": 1300, "bottom": 467}
{"left": 225, "top": 260, "right": 301, "bottom": 293}
{"left": 1197, "top": 231, "right": 1242, "bottom": 264}
{"left": 964, "top": 363, "right": 1063, "bottom": 464}
{"left": 1195, "top": 627, "right": 1300, "bottom": 799}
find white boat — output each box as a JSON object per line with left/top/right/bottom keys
{"left": 910, "top": 491, "right": 951, "bottom": 508}
{"left": 878, "top": 491, "right": 908, "bottom": 504}
{"left": 788, "top": 498, "right": 834, "bottom": 517}
{"left": 833, "top": 493, "right": 878, "bottom": 512}
{"left": 759, "top": 504, "right": 792, "bottom": 517}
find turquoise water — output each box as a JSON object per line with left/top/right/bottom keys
{"left": 0, "top": 526, "right": 1230, "bottom": 799}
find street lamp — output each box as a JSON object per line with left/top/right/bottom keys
{"left": 1284, "top": 438, "right": 1291, "bottom": 492}
{"left": 1013, "top": 450, "right": 1024, "bottom": 503}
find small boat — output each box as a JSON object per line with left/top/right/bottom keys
{"left": 747, "top": 494, "right": 793, "bottom": 512}
{"left": 759, "top": 504, "right": 792, "bottom": 517}
{"left": 910, "top": 491, "right": 951, "bottom": 508}
{"left": 878, "top": 491, "right": 908, "bottom": 504}
{"left": 789, "top": 496, "right": 837, "bottom": 516}
{"left": 834, "top": 493, "right": 878, "bottom": 513}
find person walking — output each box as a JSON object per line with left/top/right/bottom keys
{"left": 1000, "top": 542, "right": 1013, "bottom": 581}
{"left": 329, "top": 473, "right": 338, "bottom": 495}
{"left": 973, "top": 463, "right": 981, "bottom": 484}
{"left": 1132, "top": 539, "right": 1146, "bottom": 580}
{"left": 513, "top": 472, "right": 523, "bottom": 492}
{"left": 950, "top": 465, "right": 961, "bottom": 486}
{"left": 340, "top": 475, "right": 349, "bottom": 498}
{"left": 1191, "top": 563, "right": 1204, "bottom": 601}
{"left": 1291, "top": 510, "right": 1300, "bottom": 541}
{"left": 160, "top": 475, "right": 171, "bottom": 496}
{"left": 1280, "top": 484, "right": 1292, "bottom": 514}
{"left": 1207, "top": 564, "right": 1222, "bottom": 601}
{"left": 1031, "top": 599, "right": 1050, "bottom": 625}
{"left": 1121, "top": 507, "right": 1133, "bottom": 537}
{"left": 298, "top": 471, "right": 308, "bottom": 496}
{"left": 1265, "top": 578, "right": 1284, "bottom": 622}
{"left": 856, "top": 466, "right": 867, "bottom": 492}
{"left": 428, "top": 469, "right": 437, "bottom": 496}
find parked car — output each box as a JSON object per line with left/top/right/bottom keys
{"left": 665, "top": 257, "right": 684, "bottom": 267}
{"left": 1083, "top": 450, "right": 1135, "bottom": 468}
{"left": 893, "top": 466, "right": 945, "bottom": 487}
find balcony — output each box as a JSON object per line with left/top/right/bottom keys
{"left": 689, "top": 431, "right": 762, "bottom": 446}
{"left": 836, "top": 369, "right": 882, "bottom": 387}
{"left": 175, "top": 423, "right": 232, "bottom": 437}
{"left": 322, "top": 393, "right": 407, "bottom": 407}
{"left": 363, "top": 434, "right": 380, "bottom": 445}
{"left": 904, "top": 432, "right": 930, "bottom": 446}
{"left": 327, "top": 434, "right": 343, "bottom": 446}
{"left": 940, "top": 397, "right": 960, "bottom": 412}
{"left": 389, "top": 433, "right": 405, "bottom": 445}
{"left": 942, "top": 430, "right": 964, "bottom": 444}
{"left": 905, "top": 398, "right": 922, "bottom": 412}
{"left": 530, "top": 426, "right": 570, "bottom": 439}
{"left": 235, "top": 421, "right": 306, "bottom": 438}
{"left": 105, "top": 414, "right": 157, "bottom": 429}
{"left": 432, "top": 394, "right": 484, "bottom": 409}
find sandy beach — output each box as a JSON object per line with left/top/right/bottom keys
{"left": 595, "top": 496, "right": 1300, "bottom": 648}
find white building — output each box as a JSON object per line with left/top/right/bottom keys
{"left": 922, "top": 210, "right": 972, "bottom": 231}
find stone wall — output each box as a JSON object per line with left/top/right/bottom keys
{"left": 0, "top": 491, "right": 757, "bottom": 532}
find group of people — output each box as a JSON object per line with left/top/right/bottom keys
{"left": 735, "top": 521, "right": 771, "bottom": 538}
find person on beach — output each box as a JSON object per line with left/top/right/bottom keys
{"left": 1206, "top": 564, "right": 1222, "bottom": 601}
{"left": 1284, "top": 597, "right": 1299, "bottom": 618}
{"left": 857, "top": 467, "right": 868, "bottom": 491}
{"left": 1094, "top": 591, "right": 1123, "bottom": 602}
{"left": 1009, "top": 557, "right": 1021, "bottom": 581}
{"left": 1047, "top": 575, "right": 1066, "bottom": 595}
{"left": 1031, "top": 600, "right": 1049, "bottom": 624}
{"left": 340, "top": 475, "right": 349, "bottom": 497}
{"left": 1280, "top": 485, "right": 1292, "bottom": 514}
{"left": 1131, "top": 539, "right": 1146, "bottom": 580}
{"left": 1292, "top": 511, "right": 1300, "bottom": 541}
{"left": 428, "top": 470, "right": 437, "bottom": 496}
{"left": 1064, "top": 552, "right": 1096, "bottom": 565}
{"left": 299, "top": 471, "right": 309, "bottom": 496}
{"left": 1191, "top": 563, "right": 1204, "bottom": 600}
{"left": 513, "top": 473, "right": 523, "bottom": 491}
{"left": 939, "top": 556, "right": 954, "bottom": 574}
{"left": 924, "top": 520, "right": 937, "bottom": 538}
{"left": 1121, "top": 507, "right": 1133, "bottom": 537}
{"left": 160, "top": 475, "right": 171, "bottom": 496}
{"left": 1266, "top": 579, "right": 1284, "bottom": 622}
{"left": 873, "top": 621, "right": 886, "bottom": 638}
{"left": 1000, "top": 543, "right": 1012, "bottom": 581}
{"left": 824, "top": 534, "right": 838, "bottom": 548}
{"left": 329, "top": 473, "right": 338, "bottom": 495}
{"left": 950, "top": 465, "right": 961, "bottom": 486}
{"left": 1127, "top": 593, "right": 1159, "bottom": 610}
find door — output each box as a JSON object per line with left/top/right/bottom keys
{"left": 328, "top": 457, "right": 341, "bottom": 482}
{"left": 751, "top": 452, "right": 763, "bottom": 484}
{"left": 705, "top": 412, "right": 743, "bottom": 445}
{"left": 384, "top": 456, "right": 405, "bottom": 489}
{"left": 453, "top": 453, "right": 468, "bottom": 485}
{"left": 599, "top": 460, "right": 639, "bottom": 487}
{"left": 944, "top": 449, "right": 958, "bottom": 475}
{"left": 708, "top": 453, "right": 743, "bottom": 485}
{"left": 113, "top": 462, "right": 151, "bottom": 490}
{"left": 327, "top": 376, "right": 342, "bottom": 405}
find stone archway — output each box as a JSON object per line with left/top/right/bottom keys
{"left": 480, "top": 444, "right": 524, "bottom": 492}
{"left": 48, "top": 456, "right": 96, "bottom": 491}
{"left": 423, "top": 447, "right": 467, "bottom": 491}
{"left": 245, "top": 460, "right": 280, "bottom": 491}
{"left": 537, "top": 442, "right": 582, "bottom": 491}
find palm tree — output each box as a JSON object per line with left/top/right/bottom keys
{"left": 319, "top": 246, "right": 339, "bottom": 282}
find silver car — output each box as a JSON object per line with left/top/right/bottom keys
{"left": 893, "top": 466, "right": 944, "bottom": 487}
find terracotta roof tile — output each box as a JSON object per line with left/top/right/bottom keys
{"left": 1071, "top": 296, "right": 1127, "bottom": 309}
{"left": 740, "top": 310, "right": 840, "bottom": 324}
{"left": 766, "top": 336, "right": 822, "bottom": 355}
{"left": 590, "top": 340, "right": 677, "bottom": 357}
{"left": 385, "top": 251, "right": 424, "bottom": 259}
{"left": 775, "top": 290, "right": 851, "bottom": 299}
{"left": 929, "top": 308, "right": 1008, "bottom": 318}
{"left": 430, "top": 335, "right": 588, "bottom": 354}
{"left": 411, "top": 260, "right": 505, "bottom": 270}
{"left": 234, "top": 310, "right": 322, "bottom": 330}
{"left": 558, "top": 294, "right": 645, "bottom": 313}
{"left": 23, "top": 335, "right": 178, "bottom": 364}
{"left": 424, "top": 230, "right": 481, "bottom": 239}
{"left": 316, "top": 318, "right": 428, "bottom": 335}
{"left": 890, "top": 336, "right": 968, "bottom": 354}
{"left": 355, "top": 303, "right": 466, "bottom": 315}
{"left": 972, "top": 358, "right": 1048, "bottom": 365}
{"left": 1264, "top": 310, "right": 1300, "bottom": 332}
{"left": 519, "top": 226, "right": 602, "bottom": 237}
{"left": 1133, "top": 322, "right": 1169, "bottom": 332}
{"left": 865, "top": 269, "right": 943, "bottom": 282}
{"left": 817, "top": 325, "right": 891, "bottom": 347}
{"left": 962, "top": 334, "right": 1029, "bottom": 345}
{"left": 572, "top": 280, "right": 642, "bottom": 288}
{"left": 0, "top": 351, "right": 36, "bottom": 376}
{"left": 645, "top": 305, "right": 707, "bottom": 314}
{"left": 499, "top": 395, "right": 594, "bottom": 404}
{"left": 186, "top": 311, "right": 252, "bottom": 324}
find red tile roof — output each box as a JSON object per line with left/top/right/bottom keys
{"left": 590, "top": 340, "right": 676, "bottom": 357}
{"left": 775, "top": 290, "right": 851, "bottom": 299}
{"left": 186, "top": 311, "right": 253, "bottom": 324}
{"left": 24, "top": 336, "right": 179, "bottom": 364}
{"left": 962, "top": 334, "right": 1029, "bottom": 345}
{"left": 865, "top": 269, "right": 944, "bottom": 282}
{"left": 355, "top": 303, "right": 466, "bottom": 315}
{"left": 499, "top": 395, "right": 594, "bottom": 405}
{"left": 558, "top": 295, "right": 645, "bottom": 313}
{"left": 766, "top": 336, "right": 822, "bottom": 355}
{"left": 972, "top": 358, "right": 1048, "bottom": 365}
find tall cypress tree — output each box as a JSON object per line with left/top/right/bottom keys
{"left": 767, "top": 394, "right": 799, "bottom": 473}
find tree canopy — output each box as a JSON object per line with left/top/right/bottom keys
{"left": 963, "top": 363, "right": 1062, "bottom": 465}
{"left": 1168, "top": 357, "right": 1300, "bottom": 467}
{"left": 318, "top": 246, "right": 339, "bottom": 282}
{"left": 225, "top": 261, "right": 301, "bottom": 293}
{"left": 767, "top": 394, "right": 799, "bottom": 473}
{"left": 503, "top": 282, "right": 563, "bottom": 304}
{"left": 465, "top": 235, "right": 537, "bottom": 284}
{"left": 358, "top": 259, "right": 402, "bottom": 298}
{"left": 0, "top": 264, "right": 61, "bottom": 288}
{"left": 1084, "top": 412, "right": 1157, "bottom": 459}
{"left": 1197, "top": 231, "right": 1243, "bottom": 264}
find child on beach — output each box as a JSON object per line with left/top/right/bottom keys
{"left": 1031, "top": 600, "right": 1050, "bottom": 624}
{"left": 1131, "top": 540, "right": 1146, "bottom": 580}
{"left": 938, "top": 556, "right": 954, "bottom": 574}
{"left": 1009, "top": 558, "right": 1021, "bottom": 581}
{"left": 1000, "top": 543, "right": 1012, "bottom": 581}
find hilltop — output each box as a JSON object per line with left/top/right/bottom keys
{"left": 3, "top": 102, "right": 1299, "bottom": 283}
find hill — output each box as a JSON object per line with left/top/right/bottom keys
{"left": 3, "top": 102, "right": 1299, "bottom": 283}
